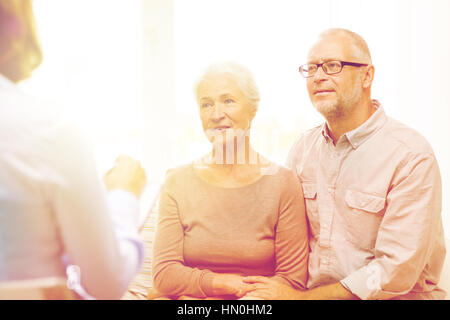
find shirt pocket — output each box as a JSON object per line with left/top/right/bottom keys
{"left": 343, "top": 190, "right": 386, "bottom": 250}
{"left": 302, "top": 183, "right": 320, "bottom": 239}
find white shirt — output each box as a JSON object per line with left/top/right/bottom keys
{"left": 0, "top": 74, "right": 144, "bottom": 299}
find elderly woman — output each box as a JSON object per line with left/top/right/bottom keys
{"left": 0, "top": 0, "right": 146, "bottom": 299}
{"left": 151, "top": 62, "right": 309, "bottom": 299}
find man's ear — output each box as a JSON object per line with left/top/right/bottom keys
{"left": 362, "top": 65, "right": 375, "bottom": 89}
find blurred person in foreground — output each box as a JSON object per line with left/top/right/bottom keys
{"left": 150, "top": 62, "right": 309, "bottom": 300}
{"left": 244, "top": 28, "right": 446, "bottom": 300}
{"left": 0, "top": 0, "right": 146, "bottom": 299}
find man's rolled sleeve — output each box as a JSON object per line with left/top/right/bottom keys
{"left": 341, "top": 263, "right": 410, "bottom": 300}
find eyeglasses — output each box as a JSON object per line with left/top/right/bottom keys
{"left": 299, "top": 60, "right": 368, "bottom": 78}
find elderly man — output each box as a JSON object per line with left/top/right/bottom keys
{"left": 244, "top": 28, "right": 446, "bottom": 300}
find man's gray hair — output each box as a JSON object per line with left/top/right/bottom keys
{"left": 194, "top": 61, "right": 261, "bottom": 109}
{"left": 320, "top": 28, "right": 372, "bottom": 64}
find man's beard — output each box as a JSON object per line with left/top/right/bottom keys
{"left": 313, "top": 85, "right": 362, "bottom": 122}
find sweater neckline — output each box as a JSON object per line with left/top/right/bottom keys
{"left": 189, "top": 162, "right": 272, "bottom": 190}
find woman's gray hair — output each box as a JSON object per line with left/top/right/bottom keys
{"left": 194, "top": 61, "right": 261, "bottom": 110}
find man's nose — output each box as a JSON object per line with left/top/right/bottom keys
{"left": 313, "top": 65, "right": 328, "bottom": 83}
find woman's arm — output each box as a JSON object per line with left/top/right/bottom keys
{"left": 152, "top": 182, "right": 212, "bottom": 298}
{"left": 270, "top": 172, "right": 309, "bottom": 289}
{"left": 152, "top": 177, "right": 250, "bottom": 298}
{"left": 240, "top": 171, "right": 309, "bottom": 299}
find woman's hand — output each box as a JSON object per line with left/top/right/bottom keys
{"left": 241, "top": 276, "right": 303, "bottom": 300}
{"left": 212, "top": 274, "right": 252, "bottom": 297}
{"left": 103, "top": 155, "right": 147, "bottom": 198}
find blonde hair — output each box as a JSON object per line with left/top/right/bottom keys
{"left": 0, "top": 0, "right": 42, "bottom": 82}
{"left": 194, "top": 61, "right": 261, "bottom": 110}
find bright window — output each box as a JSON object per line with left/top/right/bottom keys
{"left": 22, "top": 0, "right": 144, "bottom": 174}
{"left": 21, "top": 0, "right": 450, "bottom": 236}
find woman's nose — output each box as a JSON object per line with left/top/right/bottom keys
{"left": 211, "top": 104, "right": 226, "bottom": 121}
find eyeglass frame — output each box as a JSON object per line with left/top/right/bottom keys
{"left": 299, "top": 60, "right": 369, "bottom": 78}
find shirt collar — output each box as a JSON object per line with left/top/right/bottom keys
{"left": 320, "top": 99, "right": 388, "bottom": 149}
{"left": 345, "top": 100, "right": 387, "bottom": 149}
{"left": 320, "top": 123, "right": 333, "bottom": 143}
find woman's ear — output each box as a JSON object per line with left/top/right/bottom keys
{"left": 249, "top": 105, "right": 258, "bottom": 122}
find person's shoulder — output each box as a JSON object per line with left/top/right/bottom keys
{"left": 286, "top": 124, "right": 323, "bottom": 167}
{"left": 163, "top": 163, "right": 194, "bottom": 188}
{"left": 303, "top": 124, "right": 323, "bottom": 136}
{"left": 264, "top": 164, "right": 304, "bottom": 204}
{"left": 382, "top": 117, "right": 435, "bottom": 156}
{"left": 295, "top": 124, "right": 322, "bottom": 143}
{"left": 275, "top": 164, "right": 296, "bottom": 177}
{"left": 289, "top": 125, "right": 323, "bottom": 151}
{"left": 0, "top": 83, "right": 63, "bottom": 127}
{"left": 267, "top": 163, "right": 301, "bottom": 188}
{"left": 0, "top": 84, "right": 73, "bottom": 158}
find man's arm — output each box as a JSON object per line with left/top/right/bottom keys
{"left": 304, "top": 282, "right": 358, "bottom": 300}
{"left": 340, "top": 152, "right": 443, "bottom": 300}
